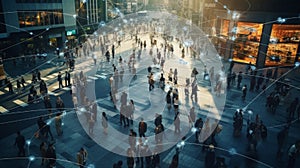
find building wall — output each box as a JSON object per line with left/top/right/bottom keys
{"left": 209, "top": 9, "right": 300, "bottom": 68}
{"left": 0, "top": 0, "right": 76, "bottom": 56}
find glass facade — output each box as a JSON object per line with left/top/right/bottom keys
{"left": 18, "top": 10, "right": 64, "bottom": 27}
{"left": 232, "top": 22, "right": 263, "bottom": 64}
{"left": 265, "top": 24, "right": 300, "bottom": 66}
{"left": 16, "top": 0, "right": 62, "bottom": 3}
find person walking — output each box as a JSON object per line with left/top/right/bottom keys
{"left": 194, "top": 117, "right": 203, "bottom": 143}
{"left": 16, "top": 79, "right": 21, "bottom": 93}
{"left": 112, "top": 44, "right": 115, "bottom": 59}
{"left": 242, "top": 84, "right": 247, "bottom": 102}
{"left": 288, "top": 98, "right": 299, "bottom": 119}
{"left": 55, "top": 113, "right": 63, "bottom": 136}
{"left": 46, "top": 143, "right": 56, "bottom": 167}
{"left": 148, "top": 73, "right": 155, "bottom": 91}
{"left": 189, "top": 107, "right": 196, "bottom": 127}
{"left": 126, "top": 148, "right": 135, "bottom": 168}
{"left": 138, "top": 118, "right": 147, "bottom": 138}
{"left": 102, "top": 112, "right": 108, "bottom": 135}
{"left": 249, "top": 76, "right": 256, "bottom": 92}
{"left": 277, "top": 126, "right": 289, "bottom": 159}
{"left": 58, "top": 71, "right": 63, "bottom": 88}
{"left": 64, "top": 71, "right": 69, "bottom": 87}
{"left": 191, "top": 80, "right": 198, "bottom": 102}
{"left": 169, "top": 153, "right": 179, "bottom": 168}
{"left": 120, "top": 105, "right": 127, "bottom": 127}
{"left": 7, "top": 79, "right": 13, "bottom": 93}
{"left": 77, "top": 147, "right": 88, "bottom": 168}
{"left": 93, "top": 53, "right": 97, "bottom": 65}
{"left": 14, "top": 131, "right": 25, "bottom": 156}
{"left": 166, "top": 90, "right": 172, "bottom": 112}
{"left": 174, "top": 112, "right": 181, "bottom": 134}
{"left": 56, "top": 96, "right": 65, "bottom": 113}
{"left": 205, "top": 145, "right": 216, "bottom": 168}
{"left": 105, "top": 50, "right": 110, "bottom": 62}
{"left": 40, "top": 142, "right": 47, "bottom": 166}
{"left": 21, "top": 76, "right": 26, "bottom": 90}
{"left": 127, "top": 100, "right": 135, "bottom": 125}
{"left": 287, "top": 141, "right": 300, "bottom": 168}
{"left": 237, "top": 71, "right": 243, "bottom": 89}
{"left": 128, "top": 129, "right": 137, "bottom": 152}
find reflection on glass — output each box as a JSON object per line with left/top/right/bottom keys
{"left": 265, "top": 24, "right": 300, "bottom": 66}
{"left": 18, "top": 10, "right": 64, "bottom": 27}
{"left": 232, "top": 22, "right": 263, "bottom": 65}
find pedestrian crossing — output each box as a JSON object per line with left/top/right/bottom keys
{"left": 0, "top": 106, "right": 9, "bottom": 113}
{"left": 13, "top": 99, "right": 28, "bottom": 107}
{"left": 0, "top": 70, "right": 111, "bottom": 114}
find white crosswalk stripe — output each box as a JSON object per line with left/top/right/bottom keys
{"left": 0, "top": 106, "right": 9, "bottom": 113}
{"left": 48, "top": 91, "right": 58, "bottom": 96}
{"left": 0, "top": 90, "right": 4, "bottom": 95}
{"left": 13, "top": 99, "right": 28, "bottom": 107}
{"left": 48, "top": 74, "right": 56, "bottom": 79}
{"left": 95, "top": 74, "right": 106, "bottom": 79}
{"left": 62, "top": 87, "right": 71, "bottom": 91}
{"left": 88, "top": 76, "right": 98, "bottom": 80}
{"left": 41, "top": 77, "right": 49, "bottom": 81}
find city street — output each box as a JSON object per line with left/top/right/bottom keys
{"left": 0, "top": 2, "right": 299, "bottom": 168}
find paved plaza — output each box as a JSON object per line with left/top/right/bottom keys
{"left": 0, "top": 11, "right": 300, "bottom": 168}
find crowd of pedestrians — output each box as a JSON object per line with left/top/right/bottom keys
{"left": 5, "top": 18, "right": 300, "bottom": 168}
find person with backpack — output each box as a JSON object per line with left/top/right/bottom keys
{"left": 138, "top": 118, "right": 147, "bottom": 138}
{"left": 194, "top": 117, "right": 204, "bottom": 142}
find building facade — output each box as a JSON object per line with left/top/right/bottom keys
{"left": 173, "top": 0, "right": 300, "bottom": 68}
{"left": 0, "top": 0, "right": 76, "bottom": 57}
{"left": 201, "top": 0, "right": 300, "bottom": 68}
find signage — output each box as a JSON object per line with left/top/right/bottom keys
{"left": 66, "top": 29, "right": 76, "bottom": 36}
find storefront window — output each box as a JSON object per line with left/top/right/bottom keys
{"left": 232, "top": 22, "right": 263, "bottom": 64}
{"left": 18, "top": 10, "right": 64, "bottom": 27}
{"left": 265, "top": 24, "right": 300, "bottom": 66}
{"left": 221, "top": 19, "right": 230, "bottom": 37}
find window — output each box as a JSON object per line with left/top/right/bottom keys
{"left": 18, "top": 10, "right": 64, "bottom": 27}
{"left": 232, "top": 22, "right": 263, "bottom": 65}
{"left": 16, "top": 0, "right": 62, "bottom": 3}
{"left": 265, "top": 24, "right": 300, "bottom": 66}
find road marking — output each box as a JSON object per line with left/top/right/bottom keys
{"left": 52, "top": 72, "right": 59, "bottom": 76}
{"left": 94, "top": 74, "right": 103, "bottom": 78}
{"left": 88, "top": 76, "right": 98, "bottom": 80}
{"left": 62, "top": 87, "right": 71, "bottom": 91}
{"left": 87, "top": 79, "right": 93, "bottom": 82}
{"left": 0, "top": 106, "right": 9, "bottom": 113}
{"left": 0, "top": 90, "right": 4, "bottom": 95}
{"left": 48, "top": 74, "right": 56, "bottom": 79}
{"left": 41, "top": 77, "right": 49, "bottom": 81}
{"left": 52, "top": 85, "right": 59, "bottom": 90}
{"left": 13, "top": 99, "right": 28, "bottom": 107}
{"left": 4, "top": 88, "right": 9, "bottom": 92}
{"left": 26, "top": 80, "right": 32, "bottom": 84}
{"left": 48, "top": 91, "right": 56, "bottom": 95}
{"left": 95, "top": 75, "right": 106, "bottom": 79}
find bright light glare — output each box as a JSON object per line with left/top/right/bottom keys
{"left": 29, "top": 155, "right": 35, "bottom": 161}
{"left": 191, "top": 127, "right": 197, "bottom": 133}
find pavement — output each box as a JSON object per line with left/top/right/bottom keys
{"left": 1, "top": 19, "right": 300, "bottom": 168}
